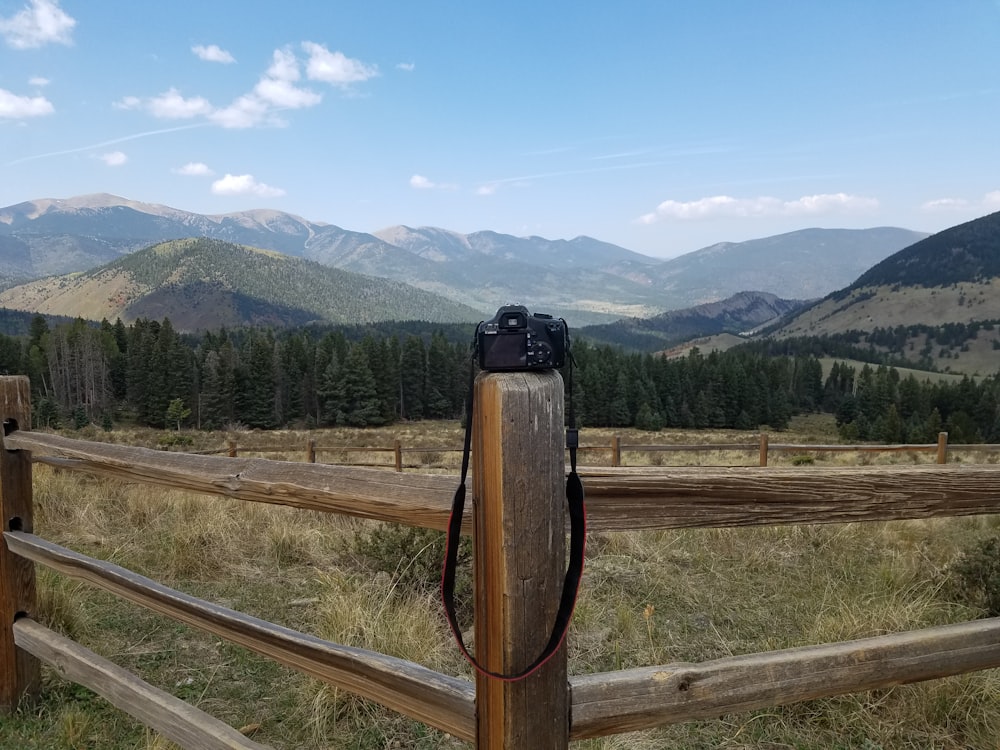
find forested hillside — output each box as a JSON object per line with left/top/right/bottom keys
{"left": 1, "top": 315, "right": 997, "bottom": 444}
{"left": 0, "top": 238, "right": 482, "bottom": 329}
{"left": 848, "top": 210, "right": 1000, "bottom": 289}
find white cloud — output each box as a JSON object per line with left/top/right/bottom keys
{"left": 253, "top": 50, "right": 321, "bottom": 109}
{"left": 148, "top": 88, "right": 214, "bottom": 119}
{"left": 116, "top": 88, "right": 213, "bottom": 119}
{"left": 0, "top": 87, "right": 53, "bottom": 118}
{"left": 476, "top": 184, "right": 497, "bottom": 196}
{"left": 921, "top": 191, "right": 1000, "bottom": 212}
{"left": 0, "top": 0, "right": 75, "bottom": 49}
{"left": 173, "top": 162, "right": 213, "bottom": 176}
{"left": 409, "top": 174, "right": 458, "bottom": 191}
{"left": 99, "top": 151, "right": 127, "bottom": 166}
{"left": 120, "top": 43, "right": 375, "bottom": 130}
{"left": 639, "top": 192, "right": 879, "bottom": 223}
{"left": 208, "top": 94, "right": 271, "bottom": 128}
{"left": 396, "top": 62, "right": 415, "bottom": 72}
{"left": 28, "top": 76, "right": 49, "bottom": 86}
{"left": 192, "top": 44, "right": 235, "bottom": 64}
{"left": 920, "top": 198, "right": 969, "bottom": 211}
{"left": 302, "top": 41, "right": 379, "bottom": 86}
{"left": 211, "top": 173, "right": 285, "bottom": 197}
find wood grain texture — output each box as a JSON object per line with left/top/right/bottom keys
{"left": 12, "top": 618, "right": 274, "bottom": 750}
{"left": 578, "top": 463, "right": 1000, "bottom": 531}
{"left": 9, "top": 430, "right": 1000, "bottom": 536}
{"left": 3, "top": 532, "right": 476, "bottom": 741}
{"left": 473, "top": 371, "right": 569, "bottom": 749}
{"left": 569, "top": 617, "right": 1000, "bottom": 739}
{"left": 4, "top": 430, "right": 458, "bottom": 531}
{"left": 0, "top": 375, "right": 39, "bottom": 709}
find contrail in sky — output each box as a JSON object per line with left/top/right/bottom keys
{"left": 5, "top": 123, "right": 208, "bottom": 167}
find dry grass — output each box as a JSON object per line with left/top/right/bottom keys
{"left": 3, "top": 419, "right": 1000, "bottom": 748}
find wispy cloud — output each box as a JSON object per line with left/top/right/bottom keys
{"left": 98, "top": 151, "right": 127, "bottom": 167}
{"left": 0, "top": 0, "right": 75, "bottom": 49}
{"left": 396, "top": 62, "right": 415, "bottom": 72}
{"left": 192, "top": 44, "right": 235, "bottom": 64}
{"left": 115, "top": 90, "right": 213, "bottom": 119}
{"left": 410, "top": 174, "right": 457, "bottom": 191}
{"left": 211, "top": 173, "right": 285, "bottom": 197}
{"left": 173, "top": 162, "right": 214, "bottom": 176}
{"left": 638, "top": 193, "right": 879, "bottom": 224}
{"left": 5, "top": 123, "right": 208, "bottom": 166}
{"left": 28, "top": 76, "right": 49, "bottom": 87}
{"left": 921, "top": 191, "right": 1000, "bottom": 213}
{"left": 0, "top": 87, "right": 54, "bottom": 118}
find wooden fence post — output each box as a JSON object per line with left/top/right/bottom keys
{"left": 0, "top": 376, "right": 40, "bottom": 711}
{"left": 759, "top": 433, "right": 769, "bottom": 467}
{"left": 472, "top": 370, "right": 569, "bottom": 749}
{"left": 306, "top": 439, "right": 316, "bottom": 463}
{"left": 611, "top": 435, "right": 621, "bottom": 468}
{"left": 394, "top": 440, "right": 403, "bottom": 472}
{"left": 937, "top": 432, "right": 948, "bottom": 464}
{"left": 228, "top": 439, "right": 237, "bottom": 458}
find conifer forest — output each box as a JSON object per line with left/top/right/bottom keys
{"left": 1, "top": 315, "right": 998, "bottom": 444}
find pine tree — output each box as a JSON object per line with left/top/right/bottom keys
{"left": 399, "top": 335, "right": 427, "bottom": 420}
{"left": 340, "top": 344, "right": 384, "bottom": 427}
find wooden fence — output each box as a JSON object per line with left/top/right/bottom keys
{"left": 220, "top": 429, "right": 971, "bottom": 469}
{"left": 3, "top": 373, "right": 1000, "bottom": 747}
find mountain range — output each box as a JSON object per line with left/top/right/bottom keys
{"left": 0, "top": 194, "right": 927, "bottom": 324}
{"left": 7, "top": 193, "right": 1000, "bottom": 380}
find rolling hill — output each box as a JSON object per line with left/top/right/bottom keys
{"left": 768, "top": 210, "right": 1000, "bottom": 375}
{"left": 0, "top": 238, "right": 482, "bottom": 331}
{"left": 578, "top": 291, "right": 805, "bottom": 351}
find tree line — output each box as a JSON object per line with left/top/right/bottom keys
{"left": 0, "top": 314, "right": 997, "bottom": 443}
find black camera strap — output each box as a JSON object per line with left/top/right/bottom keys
{"left": 441, "top": 341, "right": 586, "bottom": 682}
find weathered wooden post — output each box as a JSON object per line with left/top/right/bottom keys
{"left": 472, "top": 370, "right": 568, "bottom": 748}
{"left": 0, "top": 376, "right": 40, "bottom": 710}
{"left": 394, "top": 439, "right": 403, "bottom": 472}
{"left": 936, "top": 431, "right": 948, "bottom": 464}
{"left": 759, "top": 432, "right": 769, "bottom": 467}
{"left": 611, "top": 435, "right": 621, "bottom": 468}
{"left": 228, "top": 439, "right": 237, "bottom": 458}
{"left": 306, "top": 439, "right": 316, "bottom": 463}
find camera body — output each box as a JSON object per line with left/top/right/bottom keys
{"left": 477, "top": 305, "right": 567, "bottom": 371}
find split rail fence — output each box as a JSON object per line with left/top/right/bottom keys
{"left": 218, "top": 429, "right": 976, "bottom": 469}
{"left": 3, "top": 373, "right": 1000, "bottom": 748}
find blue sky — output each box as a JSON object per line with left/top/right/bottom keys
{"left": 2, "top": 0, "right": 999, "bottom": 259}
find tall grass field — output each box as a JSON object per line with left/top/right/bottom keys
{"left": 2, "top": 416, "right": 999, "bottom": 749}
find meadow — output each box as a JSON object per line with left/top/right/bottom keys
{"left": 2, "top": 416, "right": 999, "bottom": 749}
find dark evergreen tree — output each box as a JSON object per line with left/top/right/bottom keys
{"left": 399, "top": 335, "right": 427, "bottom": 420}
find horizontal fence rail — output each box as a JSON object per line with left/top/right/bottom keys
{"left": 207, "top": 431, "right": 971, "bottom": 469}
{"left": 9, "top": 431, "right": 1000, "bottom": 534}
{"left": 567, "top": 617, "right": 1000, "bottom": 739}
{"left": 3, "top": 530, "right": 476, "bottom": 742}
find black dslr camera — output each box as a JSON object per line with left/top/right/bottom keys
{"left": 477, "top": 305, "right": 568, "bottom": 371}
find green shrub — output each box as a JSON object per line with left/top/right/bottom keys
{"left": 948, "top": 536, "right": 1000, "bottom": 616}
{"left": 353, "top": 523, "right": 471, "bottom": 599}
{"left": 157, "top": 432, "right": 194, "bottom": 449}
{"left": 791, "top": 454, "right": 815, "bottom": 466}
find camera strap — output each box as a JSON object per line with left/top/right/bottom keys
{"left": 441, "top": 344, "right": 586, "bottom": 682}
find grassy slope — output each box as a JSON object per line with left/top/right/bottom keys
{"left": 4, "top": 420, "right": 1000, "bottom": 749}
{"left": 0, "top": 238, "right": 483, "bottom": 327}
